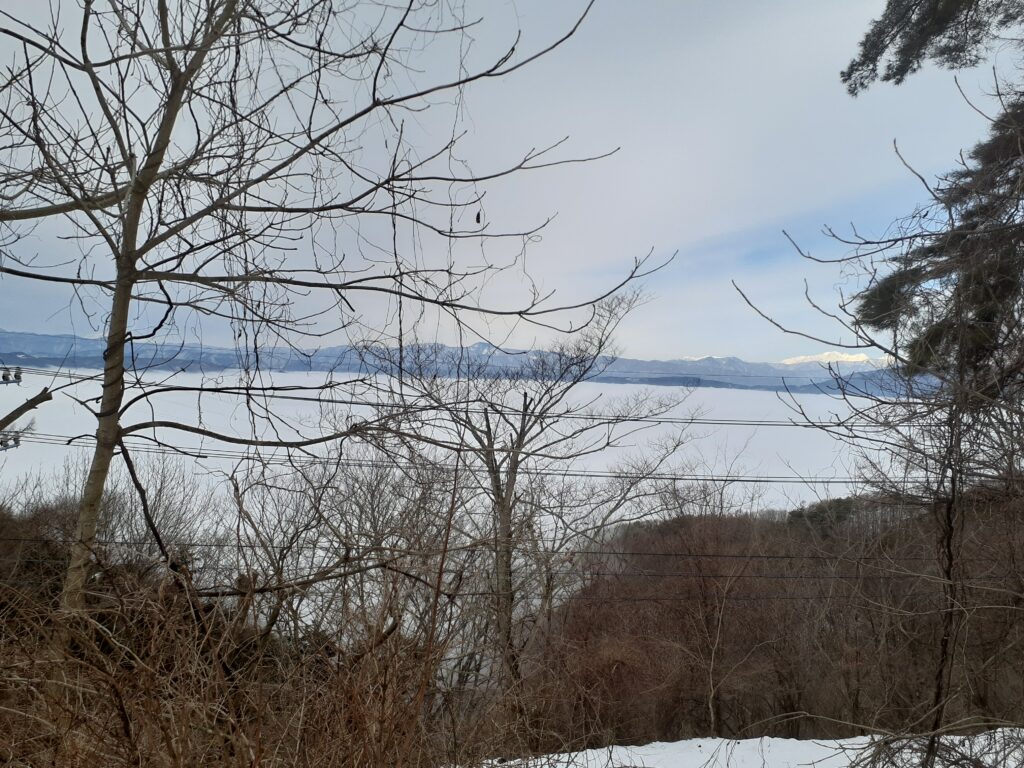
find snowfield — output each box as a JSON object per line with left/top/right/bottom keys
{"left": 494, "top": 731, "right": 1024, "bottom": 768}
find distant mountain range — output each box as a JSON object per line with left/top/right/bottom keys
{"left": 0, "top": 329, "right": 897, "bottom": 395}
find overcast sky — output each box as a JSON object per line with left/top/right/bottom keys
{"left": 0, "top": 1, "right": 1002, "bottom": 362}
{"left": 455, "top": 0, "right": 1002, "bottom": 361}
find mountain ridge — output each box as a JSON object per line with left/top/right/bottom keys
{"left": 0, "top": 329, "right": 888, "bottom": 395}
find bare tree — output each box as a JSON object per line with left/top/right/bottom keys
{"left": 0, "top": 0, "right": 659, "bottom": 613}
{"left": 358, "top": 294, "right": 688, "bottom": 741}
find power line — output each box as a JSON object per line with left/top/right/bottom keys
{"left": 22, "top": 429, "right": 990, "bottom": 488}
{"left": 10, "top": 359, "right": 865, "bottom": 384}
{"left": 0, "top": 575, "right": 964, "bottom": 605}
{"left": 0, "top": 535, "right": 1005, "bottom": 563}
{"left": 435, "top": 590, "right": 954, "bottom": 604}
{"left": 542, "top": 592, "right": 944, "bottom": 603}
{"left": 0, "top": 560, "right": 979, "bottom": 582}
{"left": 11, "top": 432, "right": 859, "bottom": 484}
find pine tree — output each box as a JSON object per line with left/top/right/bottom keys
{"left": 842, "top": 0, "right": 1024, "bottom": 95}
{"left": 845, "top": 2, "right": 1024, "bottom": 400}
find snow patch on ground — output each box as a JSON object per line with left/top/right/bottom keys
{"left": 496, "top": 738, "right": 867, "bottom": 767}
{"left": 493, "top": 731, "right": 1024, "bottom": 768}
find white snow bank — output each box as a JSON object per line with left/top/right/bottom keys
{"left": 494, "top": 738, "right": 867, "bottom": 768}
{"left": 493, "top": 730, "right": 1024, "bottom": 768}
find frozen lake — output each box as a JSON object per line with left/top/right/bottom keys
{"left": 0, "top": 369, "right": 858, "bottom": 509}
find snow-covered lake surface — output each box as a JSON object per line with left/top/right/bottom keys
{"left": 0, "top": 370, "right": 858, "bottom": 508}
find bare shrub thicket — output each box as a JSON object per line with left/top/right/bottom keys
{"left": 0, "top": 455, "right": 475, "bottom": 765}
{"left": 527, "top": 488, "right": 1024, "bottom": 751}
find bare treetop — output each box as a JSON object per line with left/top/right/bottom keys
{"left": 0, "top": 0, "right": 664, "bottom": 613}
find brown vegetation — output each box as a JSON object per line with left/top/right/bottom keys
{"left": 3, "top": 473, "right": 1023, "bottom": 765}
{"left": 524, "top": 491, "right": 1024, "bottom": 749}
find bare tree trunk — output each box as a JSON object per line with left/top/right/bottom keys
{"left": 58, "top": 0, "right": 227, "bottom": 611}
{"left": 494, "top": 494, "right": 520, "bottom": 690}
{"left": 924, "top": 473, "right": 964, "bottom": 768}
{"left": 60, "top": 274, "right": 134, "bottom": 612}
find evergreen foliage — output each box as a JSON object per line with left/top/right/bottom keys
{"left": 842, "top": 0, "right": 1024, "bottom": 94}
{"left": 847, "top": 3, "right": 1024, "bottom": 398}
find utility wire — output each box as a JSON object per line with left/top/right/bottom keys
{"left": 11, "top": 432, "right": 860, "bottom": 484}
{"left": 18, "top": 429, "right": 988, "bottom": 488}
{"left": 0, "top": 535, "right": 1007, "bottom": 563}
{"left": 11, "top": 360, "right": 868, "bottom": 383}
